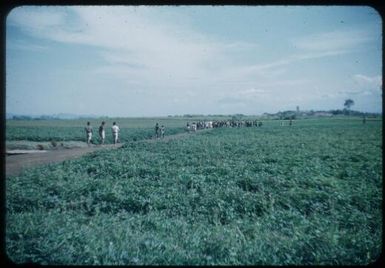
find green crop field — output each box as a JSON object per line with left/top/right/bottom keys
{"left": 5, "top": 117, "right": 382, "bottom": 265}
{"left": 5, "top": 117, "right": 193, "bottom": 144}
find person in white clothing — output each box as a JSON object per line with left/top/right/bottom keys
{"left": 99, "top": 121, "right": 106, "bottom": 145}
{"left": 85, "top": 121, "right": 93, "bottom": 146}
{"left": 111, "top": 122, "right": 120, "bottom": 145}
{"left": 160, "top": 125, "right": 165, "bottom": 138}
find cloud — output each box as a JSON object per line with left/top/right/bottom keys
{"left": 7, "top": 7, "right": 216, "bottom": 73}
{"left": 227, "top": 30, "right": 376, "bottom": 80}
{"left": 353, "top": 74, "right": 382, "bottom": 89}
{"left": 321, "top": 93, "right": 339, "bottom": 99}
{"left": 339, "top": 89, "right": 372, "bottom": 96}
{"left": 292, "top": 29, "right": 374, "bottom": 52}
{"left": 7, "top": 6, "right": 268, "bottom": 90}
{"left": 9, "top": 7, "right": 371, "bottom": 89}
{"left": 222, "top": 48, "right": 353, "bottom": 82}
{"left": 239, "top": 88, "right": 267, "bottom": 96}
{"left": 7, "top": 6, "right": 382, "bottom": 116}
{"left": 6, "top": 39, "right": 48, "bottom": 51}
{"left": 215, "top": 78, "right": 311, "bottom": 109}
{"left": 331, "top": 74, "right": 382, "bottom": 98}
{"left": 8, "top": 6, "right": 67, "bottom": 30}
{"left": 217, "top": 96, "right": 249, "bottom": 106}
{"left": 293, "top": 49, "right": 351, "bottom": 60}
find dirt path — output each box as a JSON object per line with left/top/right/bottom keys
{"left": 5, "top": 129, "right": 210, "bottom": 177}
{"left": 5, "top": 144, "right": 124, "bottom": 177}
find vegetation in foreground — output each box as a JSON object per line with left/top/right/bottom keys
{"left": 6, "top": 118, "right": 382, "bottom": 265}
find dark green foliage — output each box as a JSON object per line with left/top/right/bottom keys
{"left": 6, "top": 118, "right": 382, "bottom": 265}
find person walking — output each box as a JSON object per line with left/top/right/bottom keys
{"left": 85, "top": 121, "right": 93, "bottom": 146}
{"left": 160, "top": 125, "right": 165, "bottom": 138}
{"left": 99, "top": 121, "right": 106, "bottom": 145}
{"left": 111, "top": 122, "right": 120, "bottom": 145}
{"left": 155, "top": 122, "right": 160, "bottom": 139}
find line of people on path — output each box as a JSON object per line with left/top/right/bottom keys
{"left": 85, "top": 121, "right": 166, "bottom": 145}
{"left": 85, "top": 121, "right": 120, "bottom": 146}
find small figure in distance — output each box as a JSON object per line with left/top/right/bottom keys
{"left": 85, "top": 121, "right": 93, "bottom": 146}
{"left": 155, "top": 122, "right": 160, "bottom": 139}
{"left": 289, "top": 118, "right": 293, "bottom": 126}
{"left": 363, "top": 116, "right": 366, "bottom": 124}
{"left": 111, "top": 122, "right": 120, "bottom": 145}
{"left": 99, "top": 121, "right": 106, "bottom": 145}
{"left": 160, "top": 125, "right": 165, "bottom": 138}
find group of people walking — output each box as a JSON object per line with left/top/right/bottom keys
{"left": 85, "top": 121, "right": 166, "bottom": 145}
{"left": 85, "top": 121, "right": 120, "bottom": 145}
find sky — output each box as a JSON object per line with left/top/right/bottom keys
{"left": 6, "top": 5, "right": 382, "bottom": 117}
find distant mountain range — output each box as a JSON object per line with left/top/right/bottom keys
{"left": 262, "top": 109, "right": 381, "bottom": 120}
{"left": 6, "top": 113, "right": 103, "bottom": 120}
{"left": 6, "top": 109, "right": 381, "bottom": 120}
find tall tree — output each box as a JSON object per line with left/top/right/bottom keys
{"left": 344, "top": 99, "right": 354, "bottom": 110}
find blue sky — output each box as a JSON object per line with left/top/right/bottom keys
{"left": 6, "top": 6, "right": 382, "bottom": 117}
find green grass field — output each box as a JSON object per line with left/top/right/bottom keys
{"left": 5, "top": 116, "right": 373, "bottom": 143}
{"left": 5, "top": 117, "right": 382, "bottom": 265}
{"left": 6, "top": 117, "right": 193, "bottom": 144}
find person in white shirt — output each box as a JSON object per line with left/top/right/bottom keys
{"left": 160, "top": 125, "right": 165, "bottom": 138}
{"left": 111, "top": 122, "right": 120, "bottom": 145}
{"left": 99, "top": 121, "right": 106, "bottom": 145}
{"left": 85, "top": 121, "right": 93, "bottom": 146}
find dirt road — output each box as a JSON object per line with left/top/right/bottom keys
{"left": 5, "top": 130, "right": 209, "bottom": 177}
{"left": 5, "top": 144, "right": 124, "bottom": 177}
